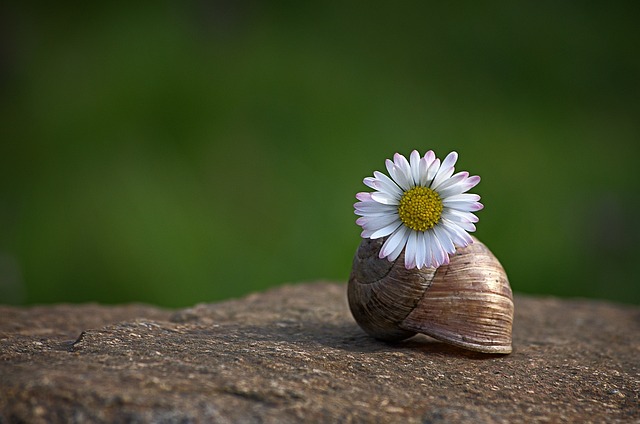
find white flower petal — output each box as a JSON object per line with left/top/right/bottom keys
{"left": 363, "top": 177, "right": 377, "bottom": 190}
{"left": 433, "top": 224, "right": 456, "bottom": 255}
{"left": 370, "top": 192, "right": 399, "bottom": 205}
{"left": 442, "top": 193, "right": 481, "bottom": 203}
{"left": 364, "top": 216, "right": 401, "bottom": 233}
{"left": 423, "top": 150, "right": 436, "bottom": 167}
{"left": 443, "top": 200, "right": 484, "bottom": 212}
{"left": 425, "top": 230, "right": 447, "bottom": 268}
{"left": 432, "top": 171, "right": 468, "bottom": 193}
{"left": 415, "top": 232, "right": 427, "bottom": 269}
{"left": 417, "top": 157, "right": 428, "bottom": 184}
{"left": 355, "top": 210, "right": 397, "bottom": 218}
{"left": 386, "top": 234, "right": 406, "bottom": 261}
{"left": 372, "top": 171, "right": 404, "bottom": 198}
{"left": 409, "top": 150, "right": 421, "bottom": 186}
{"left": 459, "top": 221, "right": 476, "bottom": 232}
{"left": 440, "top": 151, "right": 458, "bottom": 170}
{"left": 442, "top": 193, "right": 483, "bottom": 212}
{"left": 460, "top": 175, "right": 481, "bottom": 192}
{"left": 393, "top": 153, "right": 412, "bottom": 178}
{"left": 440, "top": 212, "right": 476, "bottom": 231}
{"left": 354, "top": 201, "right": 397, "bottom": 215}
{"left": 368, "top": 221, "right": 402, "bottom": 239}
{"left": 438, "top": 174, "right": 481, "bottom": 199}
{"left": 423, "top": 231, "right": 435, "bottom": 265}
{"left": 441, "top": 218, "right": 473, "bottom": 246}
{"left": 437, "top": 175, "right": 480, "bottom": 198}
{"left": 360, "top": 229, "right": 375, "bottom": 238}
{"left": 442, "top": 208, "right": 479, "bottom": 223}
{"left": 422, "top": 158, "right": 441, "bottom": 186}
{"left": 386, "top": 159, "right": 413, "bottom": 191}
{"left": 356, "top": 213, "right": 399, "bottom": 230}
{"left": 380, "top": 225, "right": 410, "bottom": 259}
{"left": 433, "top": 233, "right": 449, "bottom": 267}
{"left": 421, "top": 232, "right": 434, "bottom": 268}
{"left": 355, "top": 150, "right": 482, "bottom": 270}
{"left": 431, "top": 151, "right": 458, "bottom": 189}
{"left": 404, "top": 230, "right": 419, "bottom": 269}
{"left": 355, "top": 192, "right": 373, "bottom": 202}
{"left": 385, "top": 158, "right": 400, "bottom": 185}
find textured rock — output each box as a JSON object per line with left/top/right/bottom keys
{"left": 0, "top": 282, "right": 638, "bottom": 423}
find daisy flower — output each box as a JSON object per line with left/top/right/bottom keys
{"left": 354, "top": 150, "right": 483, "bottom": 269}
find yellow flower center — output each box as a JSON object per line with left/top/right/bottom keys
{"left": 397, "top": 186, "right": 443, "bottom": 232}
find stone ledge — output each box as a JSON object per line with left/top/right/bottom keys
{"left": 1, "top": 282, "right": 638, "bottom": 423}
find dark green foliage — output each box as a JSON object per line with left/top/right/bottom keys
{"left": 1, "top": 2, "right": 638, "bottom": 305}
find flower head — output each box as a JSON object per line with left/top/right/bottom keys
{"left": 354, "top": 150, "right": 483, "bottom": 269}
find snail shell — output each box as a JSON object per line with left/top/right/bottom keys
{"left": 347, "top": 237, "right": 514, "bottom": 354}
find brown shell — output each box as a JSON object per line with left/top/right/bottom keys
{"left": 347, "top": 237, "right": 514, "bottom": 354}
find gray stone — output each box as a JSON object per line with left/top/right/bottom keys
{"left": 1, "top": 282, "right": 639, "bottom": 423}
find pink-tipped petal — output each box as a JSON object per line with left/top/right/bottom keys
{"left": 441, "top": 218, "right": 473, "bottom": 246}
{"left": 423, "top": 150, "right": 436, "bottom": 166}
{"left": 363, "top": 177, "right": 377, "bottom": 190}
{"left": 431, "top": 151, "right": 458, "bottom": 189}
{"left": 465, "top": 175, "right": 481, "bottom": 190}
{"left": 437, "top": 174, "right": 481, "bottom": 198}
{"left": 441, "top": 151, "right": 459, "bottom": 169}
{"left": 393, "top": 152, "right": 411, "bottom": 174}
{"left": 355, "top": 192, "right": 373, "bottom": 202}
{"left": 444, "top": 193, "right": 481, "bottom": 203}
{"left": 442, "top": 200, "right": 483, "bottom": 212}
{"left": 432, "top": 171, "right": 468, "bottom": 192}
{"left": 355, "top": 150, "right": 482, "bottom": 270}
{"left": 441, "top": 208, "right": 479, "bottom": 223}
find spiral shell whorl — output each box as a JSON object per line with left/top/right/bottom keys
{"left": 347, "top": 237, "right": 514, "bottom": 353}
{"left": 347, "top": 238, "right": 435, "bottom": 341}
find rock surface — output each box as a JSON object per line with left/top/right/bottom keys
{"left": 1, "top": 282, "right": 638, "bottom": 423}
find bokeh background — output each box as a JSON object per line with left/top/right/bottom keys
{"left": 1, "top": 2, "right": 639, "bottom": 307}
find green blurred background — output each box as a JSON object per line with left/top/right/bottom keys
{"left": 1, "top": 2, "right": 639, "bottom": 307}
